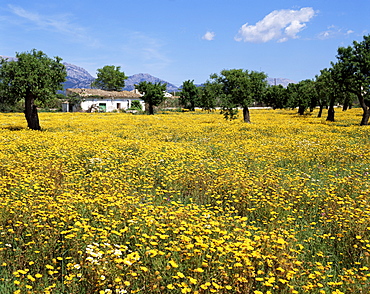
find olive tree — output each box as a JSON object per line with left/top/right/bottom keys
{"left": 333, "top": 35, "right": 370, "bottom": 125}
{"left": 210, "top": 69, "right": 267, "bottom": 123}
{"left": 179, "top": 80, "right": 199, "bottom": 111}
{"left": 0, "top": 49, "right": 66, "bottom": 130}
{"left": 135, "top": 81, "right": 166, "bottom": 114}
{"left": 91, "top": 65, "right": 127, "bottom": 91}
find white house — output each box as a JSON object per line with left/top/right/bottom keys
{"left": 64, "top": 88, "right": 145, "bottom": 112}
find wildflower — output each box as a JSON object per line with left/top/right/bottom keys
{"left": 169, "top": 260, "right": 179, "bottom": 268}
{"left": 167, "top": 284, "right": 175, "bottom": 289}
{"left": 194, "top": 268, "right": 204, "bottom": 273}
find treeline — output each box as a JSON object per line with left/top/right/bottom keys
{"left": 179, "top": 35, "right": 370, "bottom": 125}
{"left": 1, "top": 35, "right": 370, "bottom": 130}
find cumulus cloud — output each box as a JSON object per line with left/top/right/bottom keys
{"left": 202, "top": 31, "right": 215, "bottom": 41}
{"left": 235, "top": 7, "right": 316, "bottom": 43}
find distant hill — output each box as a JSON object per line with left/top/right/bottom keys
{"left": 123, "top": 73, "right": 179, "bottom": 92}
{"left": 267, "top": 77, "right": 296, "bottom": 87}
{"left": 63, "top": 63, "right": 95, "bottom": 89}
{"left": 62, "top": 66, "right": 180, "bottom": 93}
{"left": 0, "top": 55, "right": 17, "bottom": 62}
{"left": 1, "top": 55, "right": 296, "bottom": 91}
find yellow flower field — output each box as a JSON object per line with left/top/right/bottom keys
{"left": 0, "top": 109, "right": 369, "bottom": 294}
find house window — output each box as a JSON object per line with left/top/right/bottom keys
{"left": 117, "top": 103, "right": 121, "bottom": 109}
{"left": 99, "top": 103, "right": 106, "bottom": 112}
{"left": 127, "top": 100, "right": 130, "bottom": 108}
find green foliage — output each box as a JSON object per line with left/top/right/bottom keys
{"left": 135, "top": 81, "right": 167, "bottom": 114}
{"left": 287, "top": 80, "right": 317, "bottom": 115}
{"left": 315, "top": 69, "right": 335, "bottom": 106}
{"left": 91, "top": 65, "right": 127, "bottom": 91}
{"left": 130, "top": 100, "right": 143, "bottom": 111}
{"left": 179, "top": 80, "right": 199, "bottom": 111}
{"left": 36, "top": 96, "right": 63, "bottom": 111}
{"left": 0, "top": 50, "right": 66, "bottom": 105}
{"left": 209, "top": 69, "right": 267, "bottom": 122}
{"left": 0, "top": 49, "right": 66, "bottom": 129}
{"left": 220, "top": 107, "right": 239, "bottom": 120}
{"left": 332, "top": 34, "right": 370, "bottom": 125}
{"left": 198, "top": 81, "right": 222, "bottom": 111}
{"left": 262, "top": 85, "right": 288, "bottom": 109}
{"left": 65, "top": 93, "right": 85, "bottom": 112}
{"left": 0, "top": 100, "right": 24, "bottom": 112}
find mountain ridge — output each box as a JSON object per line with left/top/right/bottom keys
{"left": 1, "top": 56, "right": 297, "bottom": 91}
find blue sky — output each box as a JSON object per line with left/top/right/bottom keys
{"left": 1, "top": 0, "right": 369, "bottom": 85}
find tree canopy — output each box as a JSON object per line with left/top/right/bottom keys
{"left": 179, "top": 80, "right": 199, "bottom": 111}
{"left": 91, "top": 65, "right": 127, "bottom": 91}
{"left": 210, "top": 69, "right": 267, "bottom": 122}
{"left": 0, "top": 49, "right": 66, "bottom": 130}
{"left": 332, "top": 35, "right": 370, "bottom": 125}
{"left": 135, "top": 81, "right": 166, "bottom": 115}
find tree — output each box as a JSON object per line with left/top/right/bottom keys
{"left": 135, "top": 81, "right": 166, "bottom": 114}
{"left": 315, "top": 68, "right": 332, "bottom": 118}
{"left": 0, "top": 49, "right": 66, "bottom": 130}
{"left": 198, "top": 81, "right": 222, "bottom": 111}
{"left": 262, "top": 85, "right": 288, "bottom": 110}
{"left": 210, "top": 69, "right": 267, "bottom": 123}
{"left": 333, "top": 35, "right": 370, "bottom": 125}
{"left": 286, "top": 80, "right": 317, "bottom": 115}
{"left": 315, "top": 67, "right": 348, "bottom": 121}
{"left": 179, "top": 80, "right": 199, "bottom": 111}
{"left": 91, "top": 65, "right": 127, "bottom": 91}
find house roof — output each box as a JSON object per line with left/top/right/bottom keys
{"left": 66, "top": 88, "right": 142, "bottom": 99}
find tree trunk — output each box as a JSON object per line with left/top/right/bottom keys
{"left": 243, "top": 107, "right": 251, "bottom": 123}
{"left": 148, "top": 103, "right": 154, "bottom": 115}
{"left": 190, "top": 101, "right": 195, "bottom": 112}
{"left": 360, "top": 108, "right": 370, "bottom": 125}
{"left": 318, "top": 105, "right": 324, "bottom": 118}
{"left": 326, "top": 98, "right": 335, "bottom": 122}
{"left": 24, "top": 91, "right": 41, "bottom": 130}
{"left": 298, "top": 106, "right": 305, "bottom": 115}
{"left": 358, "top": 93, "right": 370, "bottom": 126}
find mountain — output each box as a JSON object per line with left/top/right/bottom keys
{"left": 63, "top": 62, "right": 95, "bottom": 89}
{"left": 0, "top": 57, "right": 96, "bottom": 91}
{"left": 123, "top": 73, "right": 179, "bottom": 92}
{"left": 62, "top": 67, "right": 180, "bottom": 92}
{"left": 0, "top": 55, "right": 17, "bottom": 62}
{"left": 2, "top": 55, "right": 296, "bottom": 90}
{"left": 267, "top": 77, "right": 296, "bottom": 87}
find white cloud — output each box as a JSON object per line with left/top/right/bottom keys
{"left": 235, "top": 7, "right": 316, "bottom": 43}
{"left": 317, "top": 26, "right": 354, "bottom": 40}
{"left": 202, "top": 31, "right": 215, "bottom": 41}
{"left": 7, "top": 4, "right": 100, "bottom": 47}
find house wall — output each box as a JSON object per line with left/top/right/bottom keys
{"left": 79, "top": 98, "right": 145, "bottom": 112}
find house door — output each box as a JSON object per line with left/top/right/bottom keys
{"left": 99, "top": 103, "right": 106, "bottom": 112}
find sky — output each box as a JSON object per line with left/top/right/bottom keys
{"left": 0, "top": 0, "right": 369, "bottom": 86}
